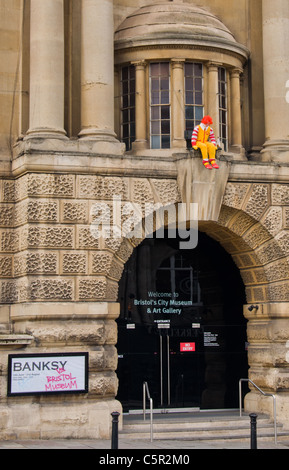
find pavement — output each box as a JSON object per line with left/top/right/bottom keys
{"left": 0, "top": 437, "right": 288, "bottom": 449}
{"left": 0, "top": 410, "right": 288, "bottom": 450}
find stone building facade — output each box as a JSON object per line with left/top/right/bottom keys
{"left": 0, "top": 0, "right": 288, "bottom": 439}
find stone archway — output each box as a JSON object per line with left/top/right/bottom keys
{"left": 2, "top": 171, "right": 289, "bottom": 437}
{"left": 109, "top": 177, "right": 289, "bottom": 426}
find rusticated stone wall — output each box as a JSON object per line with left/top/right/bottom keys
{"left": 0, "top": 168, "right": 289, "bottom": 436}
{"left": 0, "top": 173, "right": 181, "bottom": 307}
{"left": 213, "top": 182, "right": 289, "bottom": 303}
{"left": 0, "top": 171, "right": 182, "bottom": 439}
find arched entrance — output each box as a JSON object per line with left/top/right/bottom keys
{"left": 116, "top": 231, "right": 248, "bottom": 412}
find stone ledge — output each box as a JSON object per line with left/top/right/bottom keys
{"left": 0, "top": 334, "right": 34, "bottom": 349}
{"left": 10, "top": 302, "right": 120, "bottom": 322}
{"left": 8, "top": 139, "right": 289, "bottom": 184}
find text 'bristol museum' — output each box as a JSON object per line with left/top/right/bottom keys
{"left": 0, "top": 0, "right": 289, "bottom": 439}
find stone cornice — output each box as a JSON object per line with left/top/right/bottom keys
{"left": 114, "top": 38, "right": 250, "bottom": 64}
{"left": 7, "top": 140, "right": 289, "bottom": 183}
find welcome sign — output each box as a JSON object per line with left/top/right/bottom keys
{"left": 7, "top": 353, "right": 88, "bottom": 396}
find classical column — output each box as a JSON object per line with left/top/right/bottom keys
{"left": 26, "top": 0, "right": 66, "bottom": 139}
{"left": 207, "top": 62, "right": 220, "bottom": 139}
{"left": 261, "top": 0, "right": 289, "bottom": 161}
{"left": 171, "top": 59, "right": 186, "bottom": 150}
{"left": 132, "top": 61, "right": 148, "bottom": 150}
{"left": 230, "top": 68, "right": 244, "bottom": 155}
{"left": 79, "top": 0, "right": 121, "bottom": 149}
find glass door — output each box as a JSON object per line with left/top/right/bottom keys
{"left": 116, "top": 234, "right": 248, "bottom": 412}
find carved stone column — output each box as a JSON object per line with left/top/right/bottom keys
{"left": 132, "top": 61, "right": 148, "bottom": 150}
{"left": 207, "top": 62, "right": 220, "bottom": 139}
{"left": 26, "top": 0, "right": 66, "bottom": 139}
{"left": 261, "top": 0, "right": 289, "bottom": 161}
{"left": 79, "top": 0, "right": 123, "bottom": 154}
{"left": 171, "top": 59, "right": 186, "bottom": 150}
{"left": 230, "top": 68, "right": 245, "bottom": 156}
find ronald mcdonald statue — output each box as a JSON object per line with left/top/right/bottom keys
{"left": 191, "top": 116, "right": 219, "bottom": 169}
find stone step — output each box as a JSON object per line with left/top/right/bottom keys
{"left": 120, "top": 410, "right": 287, "bottom": 442}
{"left": 122, "top": 417, "right": 272, "bottom": 432}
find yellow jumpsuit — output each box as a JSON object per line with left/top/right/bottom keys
{"left": 191, "top": 125, "right": 217, "bottom": 161}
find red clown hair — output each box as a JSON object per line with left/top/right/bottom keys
{"left": 201, "top": 115, "right": 213, "bottom": 125}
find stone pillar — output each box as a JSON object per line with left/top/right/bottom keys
{"left": 132, "top": 61, "right": 148, "bottom": 151}
{"left": 261, "top": 0, "right": 289, "bottom": 161}
{"left": 79, "top": 0, "right": 123, "bottom": 153}
{"left": 171, "top": 59, "right": 186, "bottom": 150}
{"left": 207, "top": 62, "right": 220, "bottom": 139}
{"left": 244, "top": 303, "right": 289, "bottom": 428}
{"left": 230, "top": 68, "right": 245, "bottom": 155}
{"left": 26, "top": 0, "right": 66, "bottom": 139}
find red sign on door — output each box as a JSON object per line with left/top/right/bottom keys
{"left": 180, "top": 342, "right": 195, "bottom": 352}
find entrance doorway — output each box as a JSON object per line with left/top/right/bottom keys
{"left": 116, "top": 232, "right": 248, "bottom": 412}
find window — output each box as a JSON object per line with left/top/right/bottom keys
{"left": 185, "top": 63, "right": 204, "bottom": 148}
{"left": 157, "top": 253, "right": 202, "bottom": 305}
{"left": 121, "top": 65, "right": 136, "bottom": 151}
{"left": 150, "top": 62, "right": 171, "bottom": 149}
{"left": 119, "top": 61, "right": 229, "bottom": 152}
{"left": 218, "top": 67, "right": 228, "bottom": 151}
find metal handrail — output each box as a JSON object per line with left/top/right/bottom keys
{"left": 143, "top": 381, "right": 153, "bottom": 442}
{"left": 239, "top": 378, "right": 277, "bottom": 444}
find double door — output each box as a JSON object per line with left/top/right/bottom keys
{"left": 116, "top": 322, "right": 203, "bottom": 411}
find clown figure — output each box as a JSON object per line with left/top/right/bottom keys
{"left": 191, "top": 116, "right": 219, "bottom": 169}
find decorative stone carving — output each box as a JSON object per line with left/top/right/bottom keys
{"left": 28, "top": 200, "right": 58, "bottom": 222}
{"left": 1, "top": 230, "right": 19, "bottom": 252}
{"left": 62, "top": 201, "right": 88, "bottom": 223}
{"left": 78, "top": 277, "right": 118, "bottom": 301}
{"left": 264, "top": 259, "right": 289, "bottom": 283}
{"left": 61, "top": 252, "right": 87, "bottom": 274}
{"left": 29, "top": 278, "right": 73, "bottom": 301}
{"left": 226, "top": 211, "right": 256, "bottom": 237}
{"left": 244, "top": 184, "right": 269, "bottom": 219}
{"left": 14, "top": 252, "right": 58, "bottom": 276}
{"left": 77, "top": 226, "right": 99, "bottom": 249}
{"left": 255, "top": 238, "right": 284, "bottom": 265}
{"left": 27, "top": 174, "right": 74, "bottom": 197}
{"left": 268, "top": 283, "right": 289, "bottom": 302}
{"left": 2, "top": 176, "right": 28, "bottom": 202}
{"left": 275, "top": 231, "right": 289, "bottom": 256}
{"left": 78, "top": 175, "right": 128, "bottom": 200}
{"left": 27, "top": 226, "right": 74, "bottom": 248}
{"left": 222, "top": 182, "right": 250, "bottom": 209}
{"left": 150, "top": 179, "right": 181, "bottom": 205}
{"left": 243, "top": 223, "right": 271, "bottom": 250}
{"left": 271, "top": 184, "right": 289, "bottom": 205}
{"left": 261, "top": 206, "right": 283, "bottom": 236}
{"left": 91, "top": 251, "right": 114, "bottom": 275}
{"left": 0, "top": 256, "right": 13, "bottom": 277}
{"left": 132, "top": 178, "right": 154, "bottom": 208}
{"left": 0, "top": 205, "right": 14, "bottom": 226}
{"left": 284, "top": 208, "right": 289, "bottom": 228}
{"left": 0, "top": 280, "right": 18, "bottom": 303}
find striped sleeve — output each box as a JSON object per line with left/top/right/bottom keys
{"left": 209, "top": 128, "right": 217, "bottom": 146}
{"left": 191, "top": 126, "right": 199, "bottom": 146}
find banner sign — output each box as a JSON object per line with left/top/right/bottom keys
{"left": 7, "top": 353, "right": 88, "bottom": 396}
